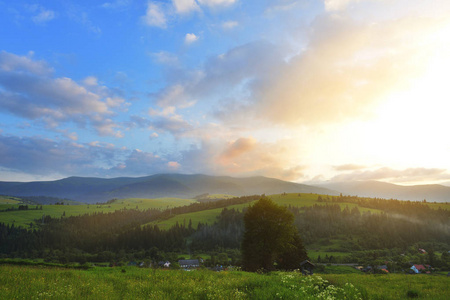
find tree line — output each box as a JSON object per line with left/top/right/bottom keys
{"left": 0, "top": 195, "right": 448, "bottom": 268}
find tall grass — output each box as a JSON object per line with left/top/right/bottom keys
{"left": 0, "top": 265, "right": 364, "bottom": 299}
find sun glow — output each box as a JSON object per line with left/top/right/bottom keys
{"left": 360, "top": 20, "right": 450, "bottom": 168}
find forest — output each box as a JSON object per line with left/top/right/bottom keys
{"left": 0, "top": 194, "right": 449, "bottom": 270}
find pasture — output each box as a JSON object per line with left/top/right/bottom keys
{"left": 0, "top": 265, "right": 448, "bottom": 299}
{"left": 0, "top": 197, "right": 195, "bottom": 228}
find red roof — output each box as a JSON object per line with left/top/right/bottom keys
{"left": 414, "top": 264, "right": 426, "bottom": 270}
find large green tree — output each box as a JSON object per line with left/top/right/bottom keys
{"left": 241, "top": 197, "right": 307, "bottom": 271}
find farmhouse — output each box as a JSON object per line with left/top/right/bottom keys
{"left": 300, "top": 260, "right": 315, "bottom": 275}
{"left": 179, "top": 259, "right": 200, "bottom": 269}
{"left": 410, "top": 264, "right": 431, "bottom": 274}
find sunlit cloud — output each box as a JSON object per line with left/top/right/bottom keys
{"left": 328, "top": 167, "right": 450, "bottom": 185}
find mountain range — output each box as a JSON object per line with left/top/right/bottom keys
{"left": 0, "top": 174, "right": 448, "bottom": 204}
{"left": 317, "top": 180, "right": 450, "bottom": 202}
{"left": 0, "top": 174, "right": 337, "bottom": 204}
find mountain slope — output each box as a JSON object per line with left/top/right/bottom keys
{"left": 0, "top": 174, "right": 338, "bottom": 203}
{"left": 318, "top": 181, "right": 450, "bottom": 202}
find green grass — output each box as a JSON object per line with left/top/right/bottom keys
{"left": 0, "top": 265, "right": 448, "bottom": 299}
{"left": 0, "top": 265, "right": 364, "bottom": 299}
{"left": 145, "top": 202, "right": 252, "bottom": 229}
{"left": 323, "top": 273, "right": 450, "bottom": 300}
{"left": 0, "top": 198, "right": 195, "bottom": 228}
{"left": 269, "top": 193, "right": 383, "bottom": 213}
{"left": 0, "top": 196, "right": 22, "bottom": 204}
{"left": 200, "top": 194, "right": 236, "bottom": 200}
{"left": 425, "top": 202, "right": 450, "bottom": 211}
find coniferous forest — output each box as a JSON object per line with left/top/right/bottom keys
{"left": 0, "top": 194, "right": 449, "bottom": 269}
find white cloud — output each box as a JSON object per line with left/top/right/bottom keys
{"left": 142, "top": 2, "right": 167, "bottom": 28}
{"left": 151, "top": 51, "right": 179, "bottom": 66}
{"left": 185, "top": 33, "right": 199, "bottom": 44}
{"left": 173, "top": 0, "right": 201, "bottom": 14}
{"left": 32, "top": 9, "right": 55, "bottom": 24}
{"left": 101, "top": 0, "right": 131, "bottom": 9}
{"left": 222, "top": 20, "right": 238, "bottom": 29}
{"left": 0, "top": 51, "right": 127, "bottom": 136}
{"left": 0, "top": 51, "right": 51, "bottom": 75}
{"left": 197, "top": 0, "right": 237, "bottom": 8}
{"left": 324, "top": 0, "right": 359, "bottom": 11}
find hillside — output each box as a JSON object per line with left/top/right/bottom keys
{"left": 318, "top": 181, "right": 450, "bottom": 202}
{"left": 0, "top": 174, "right": 337, "bottom": 203}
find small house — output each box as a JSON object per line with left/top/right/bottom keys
{"left": 158, "top": 261, "right": 171, "bottom": 268}
{"left": 411, "top": 264, "right": 429, "bottom": 274}
{"left": 179, "top": 259, "right": 200, "bottom": 269}
{"left": 300, "top": 260, "right": 315, "bottom": 275}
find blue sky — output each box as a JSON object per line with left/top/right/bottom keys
{"left": 1, "top": 0, "right": 450, "bottom": 185}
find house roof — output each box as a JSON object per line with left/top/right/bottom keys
{"left": 300, "top": 260, "right": 315, "bottom": 267}
{"left": 179, "top": 259, "right": 200, "bottom": 265}
{"left": 413, "top": 264, "right": 426, "bottom": 270}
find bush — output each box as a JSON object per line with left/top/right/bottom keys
{"left": 406, "top": 290, "right": 419, "bottom": 298}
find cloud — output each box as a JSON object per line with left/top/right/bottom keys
{"left": 197, "top": 0, "right": 237, "bottom": 8}
{"left": 101, "top": 0, "right": 131, "bottom": 9}
{"left": 0, "top": 51, "right": 126, "bottom": 136}
{"left": 150, "top": 51, "right": 179, "bottom": 66}
{"left": 179, "top": 137, "right": 305, "bottom": 181}
{"left": 323, "top": 0, "right": 362, "bottom": 11}
{"left": 110, "top": 149, "right": 173, "bottom": 175}
{"left": 185, "top": 33, "right": 199, "bottom": 44}
{"left": 219, "top": 137, "right": 257, "bottom": 161}
{"left": 328, "top": 167, "right": 450, "bottom": 184}
{"left": 0, "top": 135, "right": 115, "bottom": 177}
{"left": 154, "top": 84, "right": 196, "bottom": 108}
{"left": 148, "top": 107, "right": 193, "bottom": 135}
{"left": 32, "top": 9, "right": 55, "bottom": 24}
{"left": 333, "top": 164, "right": 366, "bottom": 171}
{"left": 65, "top": 3, "right": 101, "bottom": 34}
{"left": 173, "top": 0, "right": 201, "bottom": 14}
{"left": 142, "top": 2, "right": 167, "bottom": 28}
{"left": 222, "top": 20, "right": 238, "bottom": 29}
{"left": 0, "top": 51, "right": 51, "bottom": 75}
{"left": 0, "top": 134, "right": 177, "bottom": 179}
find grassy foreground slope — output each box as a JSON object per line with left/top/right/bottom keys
{"left": 0, "top": 265, "right": 448, "bottom": 300}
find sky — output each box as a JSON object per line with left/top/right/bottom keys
{"left": 1, "top": 0, "right": 450, "bottom": 185}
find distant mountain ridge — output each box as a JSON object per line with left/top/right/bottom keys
{"left": 0, "top": 174, "right": 337, "bottom": 204}
{"left": 317, "top": 180, "right": 450, "bottom": 202}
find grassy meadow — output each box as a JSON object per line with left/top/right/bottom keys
{"left": 0, "top": 264, "right": 448, "bottom": 300}
{"left": 2, "top": 192, "right": 446, "bottom": 228}
{"left": 0, "top": 197, "right": 195, "bottom": 228}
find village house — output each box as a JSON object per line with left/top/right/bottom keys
{"left": 300, "top": 260, "right": 315, "bottom": 275}
{"left": 178, "top": 259, "right": 200, "bottom": 270}
{"left": 410, "top": 264, "right": 431, "bottom": 274}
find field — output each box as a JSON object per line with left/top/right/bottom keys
{"left": 0, "top": 196, "right": 22, "bottom": 204}
{"left": 145, "top": 202, "right": 252, "bottom": 229}
{"left": 0, "top": 198, "right": 195, "bottom": 228}
{"left": 0, "top": 265, "right": 448, "bottom": 299}
{"left": 324, "top": 273, "right": 450, "bottom": 300}
{"left": 3, "top": 192, "right": 441, "bottom": 228}
{"left": 144, "top": 193, "right": 385, "bottom": 230}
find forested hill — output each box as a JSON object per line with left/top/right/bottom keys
{"left": 318, "top": 181, "right": 450, "bottom": 203}
{"left": 0, "top": 174, "right": 337, "bottom": 204}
